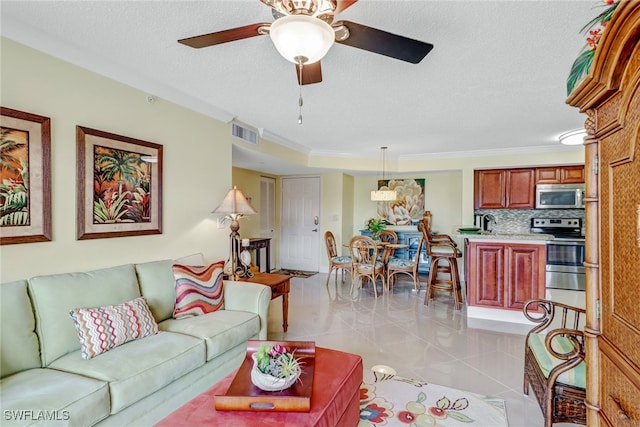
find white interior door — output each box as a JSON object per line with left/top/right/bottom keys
{"left": 280, "top": 177, "right": 320, "bottom": 271}
{"left": 258, "top": 177, "right": 275, "bottom": 270}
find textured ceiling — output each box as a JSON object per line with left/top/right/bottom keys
{"left": 1, "top": 0, "right": 595, "bottom": 175}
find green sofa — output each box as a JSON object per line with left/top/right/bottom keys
{"left": 0, "top": 258, "right": 271, "bottom": 426}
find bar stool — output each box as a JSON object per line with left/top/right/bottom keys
{"left": 418, "top": 212, "right": 463, "bottom": 310}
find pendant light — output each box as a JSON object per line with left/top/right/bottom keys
{"left": 371, "top": 147, "right": 397, "bottom": 201}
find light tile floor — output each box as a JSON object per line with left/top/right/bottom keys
{"left": 266, "top": 272, "right": 574, "bottom": 427}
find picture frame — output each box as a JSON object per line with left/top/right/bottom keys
{"left": 0, "top": 107, "right": 52, "bottom": 245}
{"left": 76, "top": 126, "right": 163, "bottom": 240}
{"left": 376, "top": 178, "right": 425, "bottom": 225}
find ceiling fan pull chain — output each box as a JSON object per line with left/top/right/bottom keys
{"left": 297, "top": 59, "right": 304, "bottom": 125}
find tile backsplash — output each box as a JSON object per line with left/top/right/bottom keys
{"left": 474, "top": 209, "right": 586, "bottom": 235}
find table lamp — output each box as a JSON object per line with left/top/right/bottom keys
{"left": 212, "top": 186, "right": 257, "bottom": 280}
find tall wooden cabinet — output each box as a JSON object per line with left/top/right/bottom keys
{"left": 566, "top": 3, "right": 640, "bottom": 425}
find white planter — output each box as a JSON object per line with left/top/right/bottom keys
{"left": 250, "top": 353, "right": 299, "bottom": 391}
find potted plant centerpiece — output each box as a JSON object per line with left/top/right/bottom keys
{"left": 366, "top": 217, "right": 388, "bottom": 241}
{"left": 251, "top": 344, "right": 303, "bottom": 391}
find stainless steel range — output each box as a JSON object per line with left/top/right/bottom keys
{"left": 530, "top": 218, "right": 585, "bottom": 291}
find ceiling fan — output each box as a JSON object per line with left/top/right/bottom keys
{"left": 178, "top": 0, "right": 434, "bottom": 86}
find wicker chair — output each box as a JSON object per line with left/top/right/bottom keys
{"left": 522, "top": 299, "right": 586, "bottom": 427}
{"left": 348, "top": 235, "right": 385, "bottom": 297}
{"left": 324, "top": 231, "right": 351, "bottom": 283}
{"left": 377, "top": 230, "right": 399, "bottom": 260}
{"left": 386, "top": 237, "right": 424, "bottom": 292}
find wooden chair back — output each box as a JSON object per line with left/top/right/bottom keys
{"left": 324, "top": 231, "right": 338, "bottom": 259}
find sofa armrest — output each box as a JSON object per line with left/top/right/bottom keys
{"left": 223, "top": 281, "right": 271, "bottom": 340}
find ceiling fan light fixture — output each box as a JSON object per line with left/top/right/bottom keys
{"left": 269, "top": 14, "right": 335, "bottom": 64}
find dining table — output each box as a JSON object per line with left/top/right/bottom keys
{"left": 344, "top": 241, "right": 408, "bottom": 265}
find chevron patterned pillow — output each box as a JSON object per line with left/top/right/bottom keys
{"left": 172, "top": 262, "right": 225, "bottom": 319}
{"left": 69, "top": 296, "right": 159, "bottom": 360}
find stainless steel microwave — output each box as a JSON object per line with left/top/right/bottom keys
{"left": 535, "top": 184, "right": 585, "bottom": 209}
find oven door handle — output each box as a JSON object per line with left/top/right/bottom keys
{"left": 546, "top": 240, "right": 584, "bottom": 246}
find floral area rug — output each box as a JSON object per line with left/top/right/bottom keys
{"left": 359, "top": 375, "right": 508, "bottom": 426}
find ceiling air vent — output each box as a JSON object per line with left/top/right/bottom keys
{"left": 231, "top": 122, "right": 258, "bottom": 145}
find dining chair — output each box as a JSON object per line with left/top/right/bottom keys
{"left": 348, "top": 235, "right": 386, "bottom": 297}
{"left": 376, "top": 230, "right": 399, "bottom": 262}
{"left": 418, "top": 211, "right": 463, "bottom": 309}
{"left": 324, "top": 231, "right": 352, "bottom": 283}
{"left": 386, "top": 237, "right": 424, "bottom": 292}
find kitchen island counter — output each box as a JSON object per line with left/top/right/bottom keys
{"left": 454, "top": 232, "right": 553, "bottom": 244}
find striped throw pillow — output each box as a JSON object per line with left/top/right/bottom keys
{"left": 172, "top": 262, "right": 225, "bottom": 319}
{"left": 69, "top": 296, "right": 159, "bottom": 360}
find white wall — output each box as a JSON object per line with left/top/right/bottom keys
{"left": 1, "top": 38, "right": 233, "bottom": 282}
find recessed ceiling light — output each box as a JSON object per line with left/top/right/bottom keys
{"left": 558, "top": 129, "right": 587, "bottom": 145}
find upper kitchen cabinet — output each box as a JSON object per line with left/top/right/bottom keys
{"left": 474, "top": 168, "right": 535, "bottom": 209}
{"left": 535, "top": 165, "right": 585, "bottom": 184}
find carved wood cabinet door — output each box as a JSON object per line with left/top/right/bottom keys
{"left": 567, "top": 3, "right": 640, "bottom": 425}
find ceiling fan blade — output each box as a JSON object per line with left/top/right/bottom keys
{"left": 334, "top": 0, "right": 358, "bottom": 14}
{"left": 178, "top": 23, "right": 270, "bottom": 48}
{"left": 334, "top": 20, "right": 433, "bottom": 64}
{"left": 295, "top": 61, "right": 323, "bottom": 85}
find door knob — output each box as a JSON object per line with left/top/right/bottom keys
{"left": 312, "top": 228, "right": 318, "bottom": 232}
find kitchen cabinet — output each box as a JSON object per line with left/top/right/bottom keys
{"left": 566, "top": 3, "right": 640, "bottom": 425}
{"left": 535, "top": 165, "right": 584, "bottom": 184}
{"left": 474, "top": 168, "right": 535, "bottom": 209}
{"left": 467, "top": 241, "right": 545, "bottom": 311}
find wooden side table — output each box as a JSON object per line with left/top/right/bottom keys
{"left": 238, "top": 272, "right": 290, "bottom": 332}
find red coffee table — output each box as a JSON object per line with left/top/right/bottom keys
{"left": 156, "top": 346, "right": 363, "bottom": 427}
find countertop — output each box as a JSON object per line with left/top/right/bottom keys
{"left": 452, "top": 231, "right": 554, "bottom": 243}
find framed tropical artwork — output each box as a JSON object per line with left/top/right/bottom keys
{"left": 76, "top": 126, "right": 163, "bottom": 240}
{"left": 376, "top": 178, "right": 425, "bottom": 225}
{"left": 0, "top": 107, "right": 52, "bottom": 245}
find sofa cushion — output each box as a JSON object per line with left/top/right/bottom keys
{"left": 28, "top": 264, "right": 141, "bottom": 366}
{"left": 135, "top": 259, "right": 177, "bottom": 323}
{"left": 159, "top": 310, "right": 260, "bottom": 361}
{"left": 528, "top": 332, "right": 586, "bottom": 389}
{"left": 49, "top": 331, "right": 205, "bottom": 414}
{"left": 172, "top": 262, "right": 225, "bottom": 319}
{"left": 0, "top": 368, "right": 109, "bottom": 427}
{"left": 69, "top": 296, "right": 159, "bottom": 360}
{"left": 0, "top": 280, "right": 41, "bottom": 378}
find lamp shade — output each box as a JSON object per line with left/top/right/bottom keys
{"left": 212, "top": 186, "right": 257, "bottom": 215}
{"left": 269, "top": 14, "right": 335, "bottom": 64}
{"left": 371, "top": 190, "right": 398, "bottom": 201}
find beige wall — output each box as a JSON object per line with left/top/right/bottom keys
{"left": 0, "top": 38, "right": 585, "bottom": 281}
{"left": 231, "top": 167, "right": 280, "bottom": 269}
{"left": 230, "top": 168, "right": 264, "bottom": 239}
{"left": 1, "top": 38, "right": 233, "bottom": 282}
